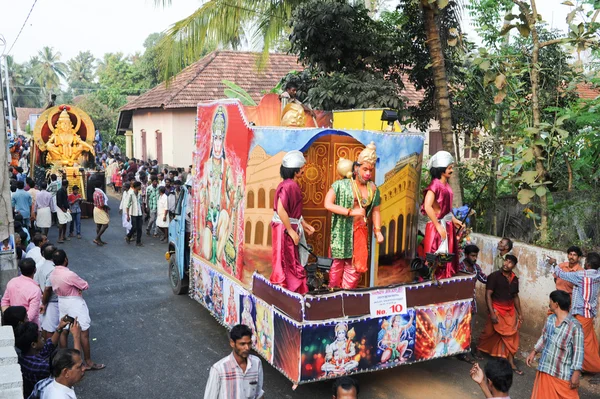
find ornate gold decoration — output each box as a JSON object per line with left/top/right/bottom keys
{"left": 33, "top": 104, "right": 96, "bottom": 167}
{"left": 357, "top": 141, "right": 377, "bottom": 165}
{"left": 281, "top": 102, "right": 306, "bottom": 127}
{"left": 299, "top": 142, "right": 329, "bottom": 207}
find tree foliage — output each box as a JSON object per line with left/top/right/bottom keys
{"left": 283, "top": 0, "right": 407, "bottom": 111}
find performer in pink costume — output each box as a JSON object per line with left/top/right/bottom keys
{"left": 270, "top": 150, "right": 315, "bottom": 294}
{"left": 420, "top": 151, "right": 463, "bottom": 279}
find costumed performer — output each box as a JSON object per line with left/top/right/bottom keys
{"left": 420, "top": 150, "right": 462, "bottom": 279}
{"left": 270, "top": 150, "right": 315, "bottom": 294}
{"left": 324, "top": 143, "right": 384, "bottom": 289}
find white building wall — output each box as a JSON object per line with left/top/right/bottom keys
{"left": 131, "top": 108, "right": 196, "bottom": 167}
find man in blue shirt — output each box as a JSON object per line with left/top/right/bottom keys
{"left": 12, "top": 181, "right": 33, "bottom": 228}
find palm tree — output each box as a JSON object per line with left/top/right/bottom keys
{"left": 32, "top": 47, "right": 68, "bottom": 99}
{"left": 4, "top": 56, "right": 40, "bottom": 107}
{"left": 418, "top": 0, "right": 464, "bottom": 206}
{"left": 154, "top": 0, "right": 306, "bottom": 80}
{"left": 67, "top": 51, "right": 95, "bottom": 85}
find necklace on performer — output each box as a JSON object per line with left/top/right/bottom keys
{"left": 353, "top": 179, "right": 373, "bottom": 207}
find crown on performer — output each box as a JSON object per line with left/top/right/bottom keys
{"left": 335, "top": 322, "right": 348, "bottom": 334}
{"left": 357, "top": 142, "right": 377, "bottom": 165}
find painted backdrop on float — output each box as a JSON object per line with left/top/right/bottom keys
{"left": 192, "top": 101, "right": 252, "bottom": 285}
{"left": 243, "top": 127, "right": 424, "bottom": 287}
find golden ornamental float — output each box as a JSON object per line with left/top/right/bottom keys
{"left": 32, "top": 104, "right": 98, "bottom": 203}
{"left": 33, "top": 104, "right": 96, "bottom": 167}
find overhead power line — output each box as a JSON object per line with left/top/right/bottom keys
{"left": 7, "top": 0, "right": 39, "bottom": 55}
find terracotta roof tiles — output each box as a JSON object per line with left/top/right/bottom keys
{"left": 121, "top": 51, "right": 302, "bottom": 111}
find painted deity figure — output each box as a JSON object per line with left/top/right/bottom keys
{"left": 225, "top": 285, "right": 237, "bottom": 326}
{"left": 46, "top": 107, "right": 95, "bottom": 166}
{"left": 378, "top": 313, "right": 415, "bottom": 364}
{"left": 321, "top": 322, "right": 359, "bottom": 376}
{"left": 198, "top": 106, "right": 239, "bottom": 267}
{"left": 194, "top": 266, "right": 204, "bottom": 303}
{"left": 241, "top": 296, "right": 257, "bottom": 347}
{"left": 212, "top": 275, "right": 223, "bottom": 317}
{"left": 270, "top": 150, "right": 315, "bottom": 294}
{"left": 257, "top": 309, "right": 272, "bottom": 360}
{"left": 436, "top": 310, "right": 459, "bottom": 356}
{"left": 420, "top": 150, "right": 463, "bottom": 279}
{"left": 324, "top": 143, "right": 384, "bottom": 289}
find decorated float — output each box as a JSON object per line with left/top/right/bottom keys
{"left": 167, "top": 94, "right": 476, "bottom": 385}
{"left": 32, "top": 104, "right": 102, "bottom": 215}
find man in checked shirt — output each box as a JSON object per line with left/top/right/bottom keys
{"left": 204, "top": 324, "right": 264, "bottom": 399}
{"left": 527, "top": 290, "right": 584, "bottom": 398}
{"left": 549, "top": 252, "right": 600, "bottom": 380}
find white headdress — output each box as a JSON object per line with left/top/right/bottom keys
{"left": 428, "top": 150, "right": 455, "bottom": 169}
{"left": 282, "top": 150, "right": 306, "bottom": 168}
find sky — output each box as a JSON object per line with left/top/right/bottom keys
{"left": 0, "top": 0, "right": 579, "bottom": 64}
{"left": 1, "top": 0, "right": 201, "bottom": 63}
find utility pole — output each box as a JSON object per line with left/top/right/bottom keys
{"left": 0, "top": 59, "right": 17, "bottom": 293}
{"left": 2, "top": 56, "right": 15, "bottom": 135}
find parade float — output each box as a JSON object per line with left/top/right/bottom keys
{"left": 32, "top": 104, "right": 102, "bottom": 215}
{"left": 167, "top": 94, "right": 476, "bottom": 385}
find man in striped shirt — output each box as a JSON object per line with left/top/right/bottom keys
{"left": 551, "top": 252, "right": 600, "bottom": 377}
{"left": 204, "top": 324, "right": 264, "bottom": 399}
{"left": 527, "top": 290, "right": 584, "bottom": 398}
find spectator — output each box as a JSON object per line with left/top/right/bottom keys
{"left": 332, "top": 376, "right": 359, "bottom": 399}
{"left": 1, "top": 305, "right": 28, "bottom": 335}
{"left": 119, "top": 182, "right": 132, "bottom": 235}
{"left": 15, "top": 318, "right": 75, "bottom": 397}
{"left": 470, "top": 358, "right": 513, "bottom": 399}
{"left": 1, "top": 258, "right": 41, "bottom": 326}
{"left": 12, "top": 180, "right": 33, "bottom": 228}
{"left": 47, "top": 174, "right": 60, "bottom": 224}
{"left": 477, "top": 254, "right": 524, "bottom": 375}
{"left": 125, "top": 181, "right": 144, "bottom": 247}
{"left": 156, "top": 186, "right": 170, "bottom": 242}
{"left": 27, "top": 178, "right": 38, "bottom": 220}
{"left": 204, "top": 324, "right": 264, "bottom": 399}
{"left": 35, "top": 182, "right": 55, "bottom": 236}
{"left": 112, "top": 164, "right": 123, "bottom": 194}
{"left": 56, "top": 180, "right": 70, "bottom": 243}
{"left": 92, "top": 180, "right": 110, "bottom": 246}
{"left": 35, "top": 243, "right": 60, "bottom": 339}
{"left": 50, "top": 250, "right": 105, "bottom": 370}
{"left": 145, "top": 177, "right": 159, "bottom": 237}
{"left": 458, "top": 244, "right": 486, "bottom": 363}
{"left": 68, "top": 185, "right": 83, "bottom": 239}
{"left": 549, "top": 252, "right": 600, "bottom": 379}
{"left": 494, "top": 238, "right": 513, "bottom": 270}
{"left": 25, "top": 233, "right": 46, "bottom": 265}
{"left": 29, "top": 348, "right": 86, "bottom": 398}
{"left": 547, "top": 246, "right": 584, "bottom": 300}
{"left": 527, "top": 290, "right": 583, "bottom": 398}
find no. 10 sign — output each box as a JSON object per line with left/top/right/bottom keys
{"left": 369, "top": 287, "right": 408, "bottom": 317}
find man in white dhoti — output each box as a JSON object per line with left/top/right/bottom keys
{"left": 50, "top": 249, "right": 105, "bottom": 371}
{"left": 56, "top": 180, "right": 71, "bottom": 243}
{"left": 35, "top": 243, "right": 60, "bottom": 338}
{"left": 34, "top": 183, "right": 55, "bottom": 236}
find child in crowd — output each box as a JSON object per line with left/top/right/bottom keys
{"left": 68, "top": 185, "right": 83, "bottom": 239}
{"left": 470, "top": 358, "right": 513, "bottom": 399}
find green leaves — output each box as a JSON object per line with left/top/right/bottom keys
{"left": 521, "top": 170, "right": 538, "bottom": 184}
{"left": 518, "top": 188, "right": 535, "bottom": 204}
{"left": 222, "top": 80, "right": 257, "bottom": 106}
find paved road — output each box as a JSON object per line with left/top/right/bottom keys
{"left": 52, "top": 195, "right": 598, "bottom": 399}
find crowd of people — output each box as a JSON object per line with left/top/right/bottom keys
{"left": 1, "top": 244, "right": 103, "bottom": 398}
{"left": 460, "top": 238, "right": 600, "bottom": 399}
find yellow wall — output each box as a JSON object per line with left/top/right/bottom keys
{"left": 378, "top": 163, "right": 419, "bottom": 257}
{"left": 332, "top": 109, "right": 401, "bottom": 132}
